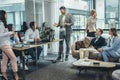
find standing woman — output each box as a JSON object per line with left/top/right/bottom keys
{"left": 86, "top": 9, "right": 97, "bottom": 37}
{"left": 0, "top": 10, "right": 19, "bottom": 80}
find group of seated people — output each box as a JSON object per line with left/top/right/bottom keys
{"left": 72, "top": 28, "right": 120, "bottom": 80}
{"left": 6, "top": 21, "right": 43, "bottom": 69}
{"left": 72, "top": 28, "right": 120, "bottom": 61}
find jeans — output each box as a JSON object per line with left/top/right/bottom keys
{"left": 101, "top": 50, "right": 120, "bottom": 62}
{"left": 27, "top": 46, "right": 43, "bottom": 60}
{"left": 59, "top": 31, "right": 71, "bottom": 57}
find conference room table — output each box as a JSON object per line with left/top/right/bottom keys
{"left": 13, "top": 39, "right": 63, "bottom": 80}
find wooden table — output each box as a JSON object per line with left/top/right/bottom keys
{"left": 13, "top": 39, "right": 63, "bottom": 80}
{"left": 31, "top": 39, "right": 63, "bottom": 63}
{"left": 13, "top": 45, "right": 38, "bottom": 80}
{"left": 73, "top": 59, "right": 116, "bottom": 79}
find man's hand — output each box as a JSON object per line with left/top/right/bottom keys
{"left": 97, "top": 48, "right": 103, "bottom": 52}
{"left": 53, "top": 23, "right": 58, "bottom": 27}
{"left": 63, "top": 22, "right": 67, "bottom": 27}
{"left": 34, "top": 38, "right": 40, "bottom": 42}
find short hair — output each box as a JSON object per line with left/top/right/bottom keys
{"left": 7, "top": 24, "right": 13, "bottom": 31}
{"left": 98, "top": 28, "right": 103, "bottom": 34}
{"left": 30, "top": 21, "right": 35, "bottom": 28}
{"left": 59, "top": 6, "right": 66, "bottom": 10}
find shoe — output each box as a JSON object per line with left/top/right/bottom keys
{"left": 65, "top": 58, "right": 68, "bottom": 61}
{"left": 1, "top": 76, "right": 7, "bottom": 80}
{"left": 20, "top": 63, "right": 29, "bottom": 70}
{"left": 56, "top": 57, "right": 61, "bottom": 61}
{"left": 65, "top": 55, "right": 68, "bottom": 61}
{"left": 13, "top": 72, "right": 19, "bottom": 80}
{"left": 52, "top": 57, "right": 61, "bottom": 63}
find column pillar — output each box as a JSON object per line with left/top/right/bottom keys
{"left": 25, "top": 0, "right": 43, "bottom": 27}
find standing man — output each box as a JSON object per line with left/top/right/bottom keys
{"left": 54, "top": 6, "right": 74, "bottom": 61}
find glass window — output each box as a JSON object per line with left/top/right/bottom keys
{"left": 105, "top": 0, "right": 119, "bottom": 29}
{"left": 7, "top": 12, "right": 14, "bottom": 25}
{"left": 96, "top": 0, "right": 105, "bottom": 29}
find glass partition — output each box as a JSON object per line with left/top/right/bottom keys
{"left": 105, "top": 0, "right": 119, "bottom": 29}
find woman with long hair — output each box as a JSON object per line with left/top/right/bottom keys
{"left": 86, "top": 9, "right": 97, "bottom": 37}
{"left": 0, "top": 10, "right": 19, "bottom": 80}
{"left": 98, "top": 28, "right": 120, "bottom": 62}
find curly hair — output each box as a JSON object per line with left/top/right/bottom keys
{"left": 90, "top": 9, "right": 96, "bottom": 16}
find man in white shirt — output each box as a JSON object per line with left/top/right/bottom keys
{"left": 25, "top": 21, "right": 43, "bottom": 60}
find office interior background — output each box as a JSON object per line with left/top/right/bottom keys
{"left": 0, "top": 0, "right": 119, "bottom": 52}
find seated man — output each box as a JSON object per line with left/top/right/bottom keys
{"left": 25, "top": 21, "right": 43, "bottom": 60}
{"left": 90, "top": 28, "right": 106, "bottom": 49}
{"left": 112, "top": 70, "right": 120, "bottom": 80}
{"left": 98, "top": 28, "right": 120, "bottom": 62}
{"left": 79, "top": 28, "right": 106, "bottom": 59}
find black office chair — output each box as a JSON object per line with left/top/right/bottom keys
{"left": 17, "top": 31, "right": 35, "bottom": 64}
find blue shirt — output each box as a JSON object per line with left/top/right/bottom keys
{"left": 10, "top": 34, "right": 19, "bottom": 46}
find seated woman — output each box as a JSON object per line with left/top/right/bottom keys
{"left": 98, "top": 28, "right": 120, "bottom": 62}
{"left": 7, "top": 24, "right": 36, "bottom": 66}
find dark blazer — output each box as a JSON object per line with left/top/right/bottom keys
{"left": 90, "top": 36, "right": 106, "bottom": 49}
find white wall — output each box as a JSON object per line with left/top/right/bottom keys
{"left": 64, "top": 0, "right": 88, "bottom": 10}
{"left": 44, "top": 0, "right": 62, "bottom": 53}
{"left": 96, "top": 0, "right": 105, "bottom": 29}
{"left": 0, "top": 0, "right": 24, "bottom": 5}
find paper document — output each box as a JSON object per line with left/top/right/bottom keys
{"left": 79, "top": 61, "right": 91, "bottom": 65}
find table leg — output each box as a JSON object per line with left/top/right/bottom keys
{"left": 61, "top": 53, "right": 64, "bottom": 62}
{"left": 42, "top": 46, "right": 45, "bottom": 60}
{"left": 22, "top": 51, "right": 25, "bottom": 80}
{"left": 78, "top": 67, "right": 84, "bottom": 76}
{"left": 35, "top": 47, "right": 37, "bottom": 65}
{"left": 107, "top": 70, "right": 112, "bottom": 80}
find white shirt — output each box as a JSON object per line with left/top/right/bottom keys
{"left": 94, "top": 36, "right": 100, "bottom": 43}
{"left": 109, "top": 36, "right": 114, "bottom": 47}
{"left": 87, "top": 16, "right": 97, "bottom": 32}
{"left": 0, "top": 21, "right": 12, "bottom": 47}
{"left": 60, "top": 15, "right": 66, "bottom": 32}
{"left": 25, "top": 28, "right": 40, "bottom": 42}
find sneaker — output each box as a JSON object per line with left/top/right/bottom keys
{"left": 20, "top": 63, "right": 29, "bottom": 70}
{"left": 65, "top": 58, "right": 68, "bottom": 61}
{"left": 56, "top": 57, "right": 61, "bottom": 61}
{"left": 65, "top": 55, "right": 68, "bottom": 61}
{"left": 52, "top": 57, "right": 61, "bottom": 63}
